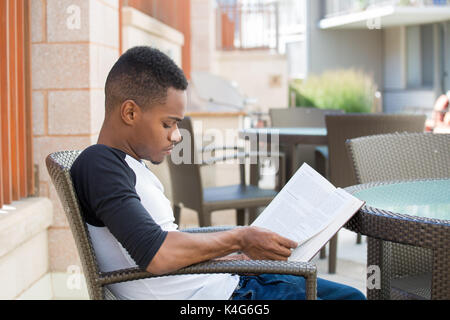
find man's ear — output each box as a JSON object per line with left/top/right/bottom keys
{"left": 120, "top": 100, "right": 140, "bottom": 125}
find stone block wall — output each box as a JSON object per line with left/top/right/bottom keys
{"left": 30, "top": 0, "right": 119, "bottom": 273}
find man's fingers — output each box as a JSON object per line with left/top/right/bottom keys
{"left": 274, "top": 243, "right": 293, "bottom": 258}
{"left": 276, "top": 235, "right": 298, "bottom": 250}
{"left": 241, "top": 226, "right": 298, "bottom": 261}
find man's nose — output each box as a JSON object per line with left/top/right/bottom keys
{"left": 171, "top": 127, "right": 182, "bottom": 143}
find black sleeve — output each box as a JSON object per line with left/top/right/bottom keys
{"left": 70, "top": 145, "right": 168, "bottom": 270}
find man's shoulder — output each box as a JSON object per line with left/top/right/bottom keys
{"left": 70, "top": 144, "right": 138, "bottom": 198}
{"left": 71, "top": 144, "right": 130, "bottom": 175}
{"left": 76, "top": 144, "right": 126, "bottom": 164}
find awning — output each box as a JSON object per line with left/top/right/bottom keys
{"left": 319, "top": 5, "right": 450, "bottom": 30}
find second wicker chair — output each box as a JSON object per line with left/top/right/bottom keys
{"left": 321, "top": 113, "right": 427, "bottom": 273}
{"left": 346, "top": 132, "right": 450, "bottom": 299}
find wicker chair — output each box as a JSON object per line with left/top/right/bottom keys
{"left": 168, "top": 117, "right": 285, "bottom": 227}
{"left": 323, "top": 113, "right": 426, "bottom": 274}
{"left": 45, "top": 150, "right": 317, "bottom": 300}
{"left": 346, "top": 132, "right": 450, "bottom": 300}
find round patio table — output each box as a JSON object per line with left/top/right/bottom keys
{"left": 345, "top": 178, "right": 450, "bottom": 300}
{"left": 239, "top": 127, "right": 327, "bottom": 179}
{"left": 239, "top": 127, "right": 328, "bottom": 145}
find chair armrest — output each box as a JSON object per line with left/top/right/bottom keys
{"left": 201, "top": 150, "right": 286, "bottom": 189}
{"left": 202, "top": 151, "right": 284, "bottom": 165}
{"left": 97, "top": 260, "right": 317, "bottom": 300}
{"left": 180, "top": 226, "right": 240, "bottom": 233}
{"left": 202, "top": 145, "right": 244, "bottom": 153}
{"left": 198, "top": 145, "right": 244, "bottom": 167}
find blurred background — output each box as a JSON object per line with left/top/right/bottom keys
{"left": 0, "top": 0, "right": 449, "bottom": 299}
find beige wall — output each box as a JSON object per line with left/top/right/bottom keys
{"left": 213, "top": 51, "right": 289, "bottom": 112}
{"left": 121, "top": 6, "right": 184, "bottom": 66}
{"left": 31, "top": 0, "right": 120, "bottom": 274}
{"left": 383, "top": 27, "right": 407, "bottom": 91}
{"left": 191, "top": 0, "right": 216, "bottom": 73}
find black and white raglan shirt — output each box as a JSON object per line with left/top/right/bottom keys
{"left": 70, "top": 144, "right": 239, "bottom": 299}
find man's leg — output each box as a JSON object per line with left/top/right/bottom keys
{"left": 316, "top": 277, "right": 366, "bottom": 300}
{"left": 231, "top": 274, "right": 366, "bottom": 300}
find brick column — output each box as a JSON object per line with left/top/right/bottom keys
{"left": 31, "top": 0, "right": 119, "bottom": 272}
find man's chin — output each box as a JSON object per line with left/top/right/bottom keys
{"left": 149, "top": 156, "right": 165, "bottom": 165}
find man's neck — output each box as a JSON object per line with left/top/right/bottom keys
{"left": 97, "top": 122, "right": 141, "bottom": 161}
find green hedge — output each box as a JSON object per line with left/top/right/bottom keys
{"left": 290, "top": 69, "right": 378, "bottom": 113}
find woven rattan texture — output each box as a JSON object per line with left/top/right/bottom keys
{"left": 347, "top": 133, "right": 450, "bottom": 183}
{"left": 46, "top": 150, "right": 318, "bottom": 300}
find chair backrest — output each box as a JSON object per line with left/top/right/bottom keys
{"left": 167, "top": 117, "right": 204, "bottom": 211}
{"left": 269, "top": 107, "right": 344, "bottom": 128}
{"left": 346, "top": 132, "right": 450, "bottom": 184}
{"left": 45, "top": 151, "right": 105, "bottom": 300}
{"left": 325, "top": 114, "right": 426, "bottom": 188}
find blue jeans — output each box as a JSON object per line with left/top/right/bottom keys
{"left": 231, "top": 274, "right": 366, "bottom": 300}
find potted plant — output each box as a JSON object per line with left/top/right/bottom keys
{"left": 289, "top": 69, "right": 378, "bottom": 113}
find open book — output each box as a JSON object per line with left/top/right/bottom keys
{"left": 251, "top": 163, "right": 365, "bottom": 262}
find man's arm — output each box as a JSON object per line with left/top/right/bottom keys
{"left": 147, "top": 226, "right": 298, "bottom": 275}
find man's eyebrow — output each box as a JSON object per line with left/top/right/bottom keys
{"left": 167, "top": 116, "right": 183, "bottom": 122}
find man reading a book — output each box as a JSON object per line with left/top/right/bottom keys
{"left": 70, "top": 46, "right": 365, "bottom": 300}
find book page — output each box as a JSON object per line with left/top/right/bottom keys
{"left": 288, "top": 188, "right": 364, "bottom": 262}
{"left": 253, "top": 164, "right": 337, "bottom": 244}
{"left": 251, "top": 164, "right": 364, "bottom": 261}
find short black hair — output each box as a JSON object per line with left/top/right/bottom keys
{"left": 104, "top": 46, "right": 188, "bottom": 114}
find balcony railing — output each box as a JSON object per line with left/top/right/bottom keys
{"left": 323, "top": 0, "right": 450, "bottom": 18}
{"left": 216, "top": 2, "right": 279, "bottom": 51}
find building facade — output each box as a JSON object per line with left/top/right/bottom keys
{"left": 305, "top": 0, "right": 450, "bottom": 114}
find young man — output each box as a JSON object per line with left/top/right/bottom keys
{"left": 70, "top": 46, "right": 365, "bottom": 300}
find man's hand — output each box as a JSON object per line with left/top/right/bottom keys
{"left": 238, "top": 226, "right": 298, "bottom": 261}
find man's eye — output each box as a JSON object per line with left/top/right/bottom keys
{"left": 163, "top": 123, "right": 172, "bottom": 129}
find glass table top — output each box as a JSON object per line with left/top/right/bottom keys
{"left": 354, "top": 179, "right": 450, "bottom": 221}
{"left": 241, "top": 127, "right": 327, "bottom": 136}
